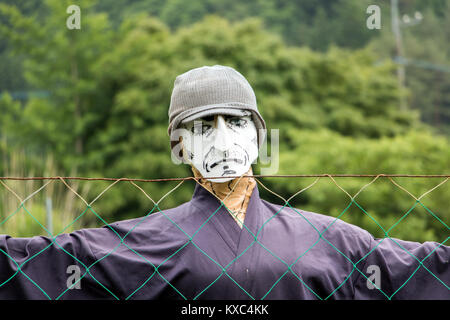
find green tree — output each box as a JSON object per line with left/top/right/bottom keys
{"left": 368, "top": 2, "right": 450, "bottom": 135}
{"left": 1, "top": 3, "right": 448, "bottom": 242}
{"left": 0, "top": 0, "right": 114, "bottom": 169}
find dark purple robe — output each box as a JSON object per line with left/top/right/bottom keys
{"left": 0, "top": 184, "right": 448, "bottom": 299}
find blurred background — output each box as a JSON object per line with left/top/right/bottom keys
{"left": 0, "top": 0, "right": 448, "bottom": 242}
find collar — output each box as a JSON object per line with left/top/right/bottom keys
{"left": 191, "top": 166, "right": 256, "bottom": 228}
{"left": 189, "top": 181, "right": 263, "bottom": 253}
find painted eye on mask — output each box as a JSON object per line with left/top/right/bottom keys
{"left": 227, "top": 117, "right": 248, "bottom": 128}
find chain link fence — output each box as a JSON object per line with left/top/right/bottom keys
{"left": 0, "top": 174, "right": 448, "bottom": 300}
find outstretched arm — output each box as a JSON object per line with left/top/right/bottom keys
{"left": 0, "top": 230, "right": 114, "bottom": 299}
{"left": 353, "top": 236, "right": 449, "bottom": 299}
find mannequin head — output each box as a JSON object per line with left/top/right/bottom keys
{"left": 168, "top": 65, "right": 267, "bottom": 178}
{"left": 180, "top": 113, "right": 258, "bottom": 183}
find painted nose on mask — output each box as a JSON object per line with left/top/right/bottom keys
{"left": 213, "top": 115, "right": 233, "bottom": 152}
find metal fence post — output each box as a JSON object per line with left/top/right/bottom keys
{"left": 46, "top": 197, "right": 53, "bottom": 236}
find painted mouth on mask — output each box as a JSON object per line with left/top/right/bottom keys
{"left": 208, "top": 158, "right": 244, "bottom": 171}
{"left": 222, "top": 169, "right": 237, "bottom": 176}
{"left": 203, "top": 144, "right": 250, "bottom": 173}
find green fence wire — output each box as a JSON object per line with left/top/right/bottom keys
{"left": 0, "top": 174, "right": 448, "bottom": 300}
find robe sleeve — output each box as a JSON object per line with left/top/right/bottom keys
{"left": 353, "top": 235, "right": 450, "bottom": 299}
{"left": 0, "top": 229, "right": 115, "bottom": 299}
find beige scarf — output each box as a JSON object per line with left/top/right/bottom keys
{"left": 191, "top": 166, "right": 256, "bottom": 228}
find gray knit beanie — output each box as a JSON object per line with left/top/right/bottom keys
{"left": 168, "top": 65, "right": 266, "bottom": 159}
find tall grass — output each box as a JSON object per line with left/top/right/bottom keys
{"left": 0, "top": 148, "right": 94, "bottom": 238}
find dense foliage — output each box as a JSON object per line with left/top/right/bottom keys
{"left": 0, "top": 0, "right": 448, "bottom": 242}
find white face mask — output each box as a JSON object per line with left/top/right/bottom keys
{"left": 180, "top": 114, "right": 258, "bottom": 183}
